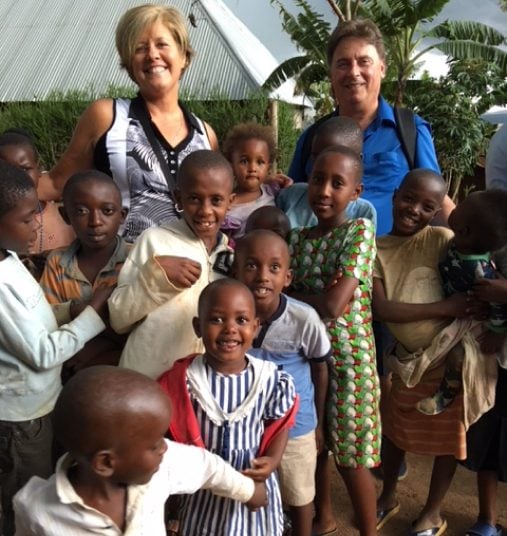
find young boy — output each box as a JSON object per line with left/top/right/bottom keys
{"left": 109, "top": 150, "right": 235, "bottom": 379}
{"left": 158, "top": 279, "right": 297, "bottom": 535}
{"left": 13, "top": 366, "right": 267, "bottom": 535}
{"left": 276, "top": 116, "right": 376, "bottom": 230}
{"left": 234, "top": 230, "right": 331, "bottom": 536}
{"left": 0, "top": 161, "right": 109, "bottom": 536}
{"left": 39, "top": 170, "right": 129, "bottom": 378}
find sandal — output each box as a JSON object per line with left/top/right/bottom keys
{"left": 465, "top": 521, "right": 503, "bottom": 536}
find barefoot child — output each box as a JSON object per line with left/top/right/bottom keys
{"left": 288, "top": 146, "right": 380, "bottom": 536}
{"left": 0, "top": 161, "right": 109, "bottom": 535}
{"left": 221, "top": 122, "right": 279, "bottom": 240}
{"left": 158, "top": 279, "right": 297, "bottom": 535}
{"left": 39, "top": 170, "right": 130, "bottom": 379}
{"left": 234, "top": 230, "right": 331, "bottom": 536}
{"left": 109, "top": 150, "right": 235, "bottom": 379}
{"left": 373, "top": 169, "right": 488, "bottom": 535}
{"left": 13, "top": 366, "right": 267, "bottom": 535}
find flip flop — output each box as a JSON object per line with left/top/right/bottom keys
{"left": 407, "top": 518, "right": 448, "bottom": 536}
{"left": 465, "top": 521, "right": 503, "bottom": 536}
{"left": 376, "top": 502, "right": 400, "bottom": 530}
{"left": 312, "top": 528, "right": 337, "bottom": 536}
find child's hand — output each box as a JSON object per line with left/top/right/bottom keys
{"left": 241, "top": 456, "right": 277, "bottom": 482}
{"left": 267, "top": 172, "right": 293, "bottom": 189}
{"left": 89, "top": 285, "right": 115, "bottom": 319}
{"left": 245, "top": 481, "right": 267, "bottom": 511}
{"left": 478, "top": 330, "right": 506, "bottom": 354}
{"left": 325, "top": 269, "right": 344, "bottom": 290}
{"left": 473, "top": 277, "right": 507, "bottom": 304}
{"left": 155, "top": 256, "right": 201, "bottom": 288}
{"left": 442, "top": 292, "right": 487, "bottom": 319}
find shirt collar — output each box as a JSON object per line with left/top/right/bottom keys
{"left": 335, "top": 96, "right": 396, "bottom": 132}
{"left": 253, "top": 293, "right": 287, "bottom": 348}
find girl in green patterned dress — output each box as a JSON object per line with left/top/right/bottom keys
{"left": 288, "top": 146, "right": 381, "bottom": 536}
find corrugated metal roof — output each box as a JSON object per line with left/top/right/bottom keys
{"left": 0, "top": 0, "right": 305, "bottom": 104}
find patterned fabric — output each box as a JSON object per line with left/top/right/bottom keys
{"left": 40, "top": 237, "right": 128, "bottom": 307}
{"left": 180, "top": 358, "right": 295, "bottom": 536}
{"left": 288, "top": 218, "right": 381, "bottom": 468}
{"left": 94, "top": 98, "right": 211, "bottom": 242}
{"left": 439, "top": 242, "right": 507, "bottom": 332}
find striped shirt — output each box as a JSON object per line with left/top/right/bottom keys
{"left": 40, "top": 237, "right": 129, "bottom": 324}
{"left": 180, "top": 357, "right": 296, "bottom": 536}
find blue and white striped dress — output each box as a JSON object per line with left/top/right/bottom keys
{"left": 180, "top": 356, "right": 296, "bottom": 535}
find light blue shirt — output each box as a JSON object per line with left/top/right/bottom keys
{"left": 277, "top": 183, "right": 377, "bottom": 230}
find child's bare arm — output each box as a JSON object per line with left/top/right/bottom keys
{"left": 372, "top": 277, "right": 475, "bottom": 323}
{"left": 242, "top": 428, "right": 289, "bottom": 482}
{"left": 310, "top": 360, "right": 329, "bottom": 454}
{"left": 291, "top": 275, "right": 358, "bottom": 320}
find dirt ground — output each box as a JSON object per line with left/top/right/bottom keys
{"left": 329, "top": 453, "right": 507, "bottom": 535}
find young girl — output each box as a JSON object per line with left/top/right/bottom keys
{"left": 0, "top": 129, "right": 75, "bottom": 257}
{"left": 221, "top": 122, "right": 278, "bottom": 240}
{"left": 158, "top": 278, "right": 297, "bottom": 535}
{"left": 373, "top": 169, "right": 482, "bottom": 536}
{"left": 287, "top": 146, "right": 381, "bottom": 536}
{"left": 109, "top": 150, "right": 236, "bottom": 379}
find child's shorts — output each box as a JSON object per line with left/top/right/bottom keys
{"left": 278, "top": 430, "right": 317, "bottom": 507}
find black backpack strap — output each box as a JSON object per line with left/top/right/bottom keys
{"left": 394, "top": 106, "right": 417, "bottom": 170}
{"left": 300, "top": 111, "right": 336, "bottom": 179}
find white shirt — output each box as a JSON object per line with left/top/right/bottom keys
{"left": 14, "top": 439, "right": 255, "bottom": 536}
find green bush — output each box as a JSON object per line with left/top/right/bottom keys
{"left": 0, "top": 87, "right": 299, "bottom": 173}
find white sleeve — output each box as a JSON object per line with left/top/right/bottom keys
{"left": 162, "top": 441, "right": 254, "bottom": 502}
{"left": 108, "top": 235, "right": 182, "bottom": 335}
{"left": 0, "top": 291, "right": 105, "bottom": 371}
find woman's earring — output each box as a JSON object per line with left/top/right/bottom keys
{"left": 175, "top": 202, "right": 184, "bottom": 214}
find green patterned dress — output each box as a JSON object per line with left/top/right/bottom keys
{"left": 288, "top": 218, "right": 381, "bottom": 468}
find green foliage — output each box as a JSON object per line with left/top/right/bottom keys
{"left": 404, "top": 59, "right": 503, "bottom": 200}
{"left": 0, "top": 87, "right": 299, "bottom": 174}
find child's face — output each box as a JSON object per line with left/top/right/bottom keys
{"left": 235, "top": 236, "right": 292, "bottom": 317}
{"left": 61, "top": 181, "right": 126, "bottom": 251}
{"left": 391, "top": 179, "right": 442, "bottom": 236}
{"left": 307, "top": 152, "right": 361, "bottom": 227}
{"left": 194, "top": 285, "right": 259, "bottom": 374}
{"left": 230, "top": 139, "right": 270, "bottom": 193}
{"left": 447, "top": 199, "right": 482, "bottom": 254}
{"left": 176, "top": 168, "right": 234, "bottom": 244}
{"left": 0, "top": 189, "right": 39, "bottom": 255}
{"left": 111, "top": 396, "right": 170, "bottom": 486}
{"left": 0, "top": 145, "right": 41, "bottom": 188}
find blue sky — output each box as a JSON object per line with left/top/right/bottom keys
{"left": 223, "top": 0, "right": 507, "bottom": 77}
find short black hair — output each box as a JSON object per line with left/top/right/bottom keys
{"left": 399, "top": 168, "right": 448, "bottom": 200}
{"left": 0, "top": 160, "right": 36, "bottom": 218}
{"left": 313, "top": 145, "right": 363, "bottom": 184}
{"left": 244, "top": 206, "right": 291, "bottom": 239}
{"left": 236, "top": 229, "right": 290, "bottom": 261}
{"left": 197, "top": 278, "right": 253, "bottom": 317}
{"left": 313, "top": 116, "right": 363, "bottom": 155}
{"left": 0, "top": 128, "right": 38, "bottom": 156}
{"left": 62, "top": 170, "right": 120, "bottom": 205}
{"left": 177, "top": 150, "right": 234, "bottom": 189}
{"left": 222, "top": 122, "right": 277, "bottom": 163}
{"left": 463, "top": 189, "right": 507, "bottom": 252}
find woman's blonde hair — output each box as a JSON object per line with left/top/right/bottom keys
{"left": 115, "top": 4, "right": 194, "bottom": 81}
